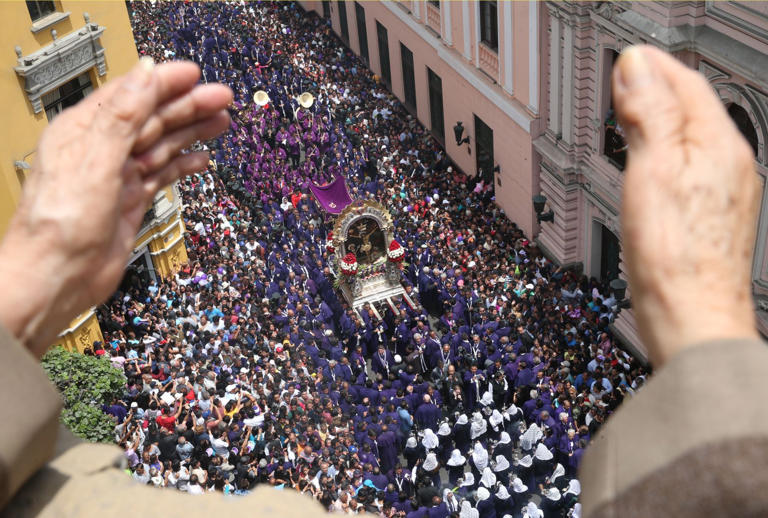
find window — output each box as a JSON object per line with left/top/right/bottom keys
{"left": 479, "top": 1, "right": 498, "bottom": 51}
{"left": 400, "top": 43, "right": 416, "bottom": 112}
{"left": 26, "top": 1, "right": 55, "bottom": 21}
{"left": 355, "top": 2, "right": 369, "bottom": 64}
{"left": 428, "top": 0, "right": 440, "bottom": 6}
{"left": 602, "top": 50, "right": 626, "bottom": 170}
{"left": 42, "top": 72, "right": 93, "bottom": 121}
{"left": 728, "top": 103, "right": 759, "bottom": 157}
{"left": 376, "top": 21, "right": 391, "bottom": 85}
{"left": 427, "top": 67, "right": 444, "bottom": 141}
{"left": 337, "top": 0, "right": 349, "bottom": 43}
{"left": 474, "top": 114, "right": 494, "bottom": 188}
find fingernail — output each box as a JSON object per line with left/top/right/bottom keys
{"left": 128, "top": 56, "right": 155, "bottom": 87}
{"left": 617, "top": 46, "right": 653, "bottom": 89}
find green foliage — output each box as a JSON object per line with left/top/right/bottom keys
{"left": 42, "top": 347, "right": 126, "bottom": 443}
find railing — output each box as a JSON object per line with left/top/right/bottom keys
{"left": 426, "top": 3, "right": 441, "bottom": 34}
{"left": 478, "top": 42, "right": 499, "bottom": 83}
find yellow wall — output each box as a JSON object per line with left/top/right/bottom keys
{"left": 0, "top": 2, "right": 189, "bottom": 352}
{"left": 0, "top": 0, "right": 138, "bottom": 237}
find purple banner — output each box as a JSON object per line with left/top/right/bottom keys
{"left": 309, "top": 176, "right": 353, "bottom": 214}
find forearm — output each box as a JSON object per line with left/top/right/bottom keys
{"left": 0, "top": 224, "right": 72, "bottom": 358}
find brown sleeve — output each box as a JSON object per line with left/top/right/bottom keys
{"left": 580, "top": 338, "right": 768, "bottom": 518}
{"left": 0, "top": 323, "right": 62, "bottom": 509}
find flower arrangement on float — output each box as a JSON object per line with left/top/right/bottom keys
{"left": 340, "top": 252, "right": 358, "bottom": 276}
{"left": 326, "top": 231, "right": 335, "bottom": 254}
{"left": 387, "top": 240, "right": 405, "bottom": 264}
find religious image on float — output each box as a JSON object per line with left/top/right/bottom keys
{"left": 344, "top": 216, "right": 386, "bottom": 266}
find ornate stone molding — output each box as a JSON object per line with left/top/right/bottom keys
{"left": 14, "top": 12, "right": 106, "bottom": 114}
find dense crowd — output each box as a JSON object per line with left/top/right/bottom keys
{"left": 92, "top": 2, "right": 650, "bottom": 516}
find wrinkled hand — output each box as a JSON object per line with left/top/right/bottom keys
{"left": 614, "top": 46, "right": 760, "bottom": 366}
{"left": 0, "top": 58, "right": 232, "bottom": 357}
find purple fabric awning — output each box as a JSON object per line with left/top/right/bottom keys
{"left": 310, "top": 176, "right": 353, "bottom": 214}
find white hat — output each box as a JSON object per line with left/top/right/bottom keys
{"left": 543, "top": 487, "right": 561, "bottom": 501}
{"left": 565, "top": 479, "right": 581, "bottom": 496}
{"left": 519, "top": 424, "right": 542, "bottom": 451}
{"left": 447, "top": 449, "right": 466, "bottom": 466}
{"left": 495, "top": 485, "right": 511, "bottom": 500}
{"left": 422, "top": 452, "right": 438, "bottom": 471}
{"left": 492, "top": 455, "right": 509, "bottom": 473}
{"left": 394, "top": 354, "right": 402, "bottom": 363}
{"left": 517, "top": 455, "right": 533, "bottom": 468}
{"left": 457, "top": 414, "right": 468, "bottom": 425}
{"left": 422, "top": 429, "right": 439, "bottom": 450}
{"left": 406, "top": 437, "right": 417, "bottom": 448}
{"left": 459, "top": 473, "right": 475, "bottom": 487}
{"left": 523, "top": 502, "right": 543, "bottom": 518}
{"left": 480, "top": 467, "right": 496, "bottom": 488}
{"left": 572, "top": 503, "right": 583, "bottom": 518}
{"left": 548, "top": 463, "right": 565, "bottom": 484}
{"left": 511, "top": 477, "right": 528, "bottom": 493}
{"left": 437, "top": 422, "right": 451, "bottom": 436}
{"left": 533, "top": 443, "right": 553, "bottom": 461}
{"left": 497, "top": 432, "right": 511, "bottom": 445}
{"left": 476, "top": 487, "right": 490, "bottom": 502}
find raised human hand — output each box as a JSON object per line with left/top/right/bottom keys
{"left": 0, "top": 58, "right": 232, "bottom": 357}
{"left": 613, "top": 46, "right": 760, "bottom": 366}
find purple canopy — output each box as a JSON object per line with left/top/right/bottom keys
{"left": 310, "top": 176, "right": 353, "bottom": 214}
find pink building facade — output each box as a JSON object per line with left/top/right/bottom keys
{"left": 300, "top": 1, "right": 768, "bottom": 359}
{"left": 537, "top": 2, "right": 768, "bottom": 356}
{"left": 299, "top": 0, "right": 545, "bottom": 238}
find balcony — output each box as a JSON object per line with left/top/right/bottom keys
{"left": 426, "top": 3, "right": 441, "bottom": 34}
{"left": 478, "top": 42, "right": 499, "bottom": 83}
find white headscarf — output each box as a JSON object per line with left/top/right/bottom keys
{"left": 472, "top": 443, "right": 489, "bottom": 471}
{"left": 459, "top": 472, "right": 475, "bottom": 488}
{"left": 497, "top": 431, "right": 511, "bottom": 445}
{"left": 456, "top": 414, "right": 469, "bottom": 425}
{"left": 492, "top": 455, "right": 510, "bottom": 472}
{"left": 505, "top": 404, "right": 520, "bottom": 418}
{"left": 479, "top": 391, "right": 494, "bottom": 407}
{"left": 489, "top": 409, "right": 504, "bottom": 429}
{"left": 495, "top": 485, "right": 511, "bottom": 500}
{"left": 438, "top": 422, "right": 452, "bottom": 436}
{"left": 572, "top": 503, "right": 583, "bottom": 518}
{"left": 480, "top": 467, "right": 496, "bottom": 488}
{"left": 423, "top": 452, "right": 439, "bottom": 471}
{"left": 422, "top": 429, "right": 439, "bottom": 450}
{"left": 548, "top": 463, "right": 565, "bottom": 483}
{"left": 406, "top": 437, "right": 417, "bottom": 448}
{"left": 543, "top": 487, "right": 561, "bottom": 501}
{"left": 523, "top": 502, "right": 544, "bottom": 518}
{"left": 476, "top": 486, "right": 491, "bottom": 502}
{"left": 519, "top": 424, "right": 542, "bottom": 451}
{"left": 459, "top": 501, "right": 479, "bottom": 518}
{"left": 447, "top": 449, "right": 467, "bottom": 467}
{"left": 511, "top": 477, "right": 528, "bottom": 493}
{"left": 534, "top": 443, "right": 553, "bottom": 461}
{"left": 565, "top": 479, "right": 582, "bottom": 496}
{"left": 470, "top": 413, "right": 487, "bottom": 439}
{"left": 517, "top": 455, "right": 533, "bottom": 468}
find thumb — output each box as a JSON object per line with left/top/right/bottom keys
{"left": 611, "top": 46, "right": 684, "bottom": 157}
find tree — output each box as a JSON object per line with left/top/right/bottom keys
{"left": 41, "top": 347, "right": 126, "bottom": 443}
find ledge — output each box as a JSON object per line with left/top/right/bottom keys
{"left": 30, "top": 11, "right": 70, "bottom": 33}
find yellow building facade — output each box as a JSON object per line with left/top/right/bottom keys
{"left": 0, "top": 1, "right": 188, "bottom": 352}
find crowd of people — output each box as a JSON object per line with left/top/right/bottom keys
{"left": 92, "top": 2, "right": 651, "bottom": 516}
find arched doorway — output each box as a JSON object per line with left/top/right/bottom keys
{"left": 727, "top": 103, "right": 759, "bottom": 157}
{"left": 591, "top": 221, "right": 621, "bottom": 283}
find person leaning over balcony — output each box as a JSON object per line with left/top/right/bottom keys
{"left": 0, "top": 46, "right": 763, "bottom": 518}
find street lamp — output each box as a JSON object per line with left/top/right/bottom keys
{"left": 453, "top": 121, "right": 470, "bottom": 146}
{"left": 609, "top": 278, "right": 632, "bottom": 313}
